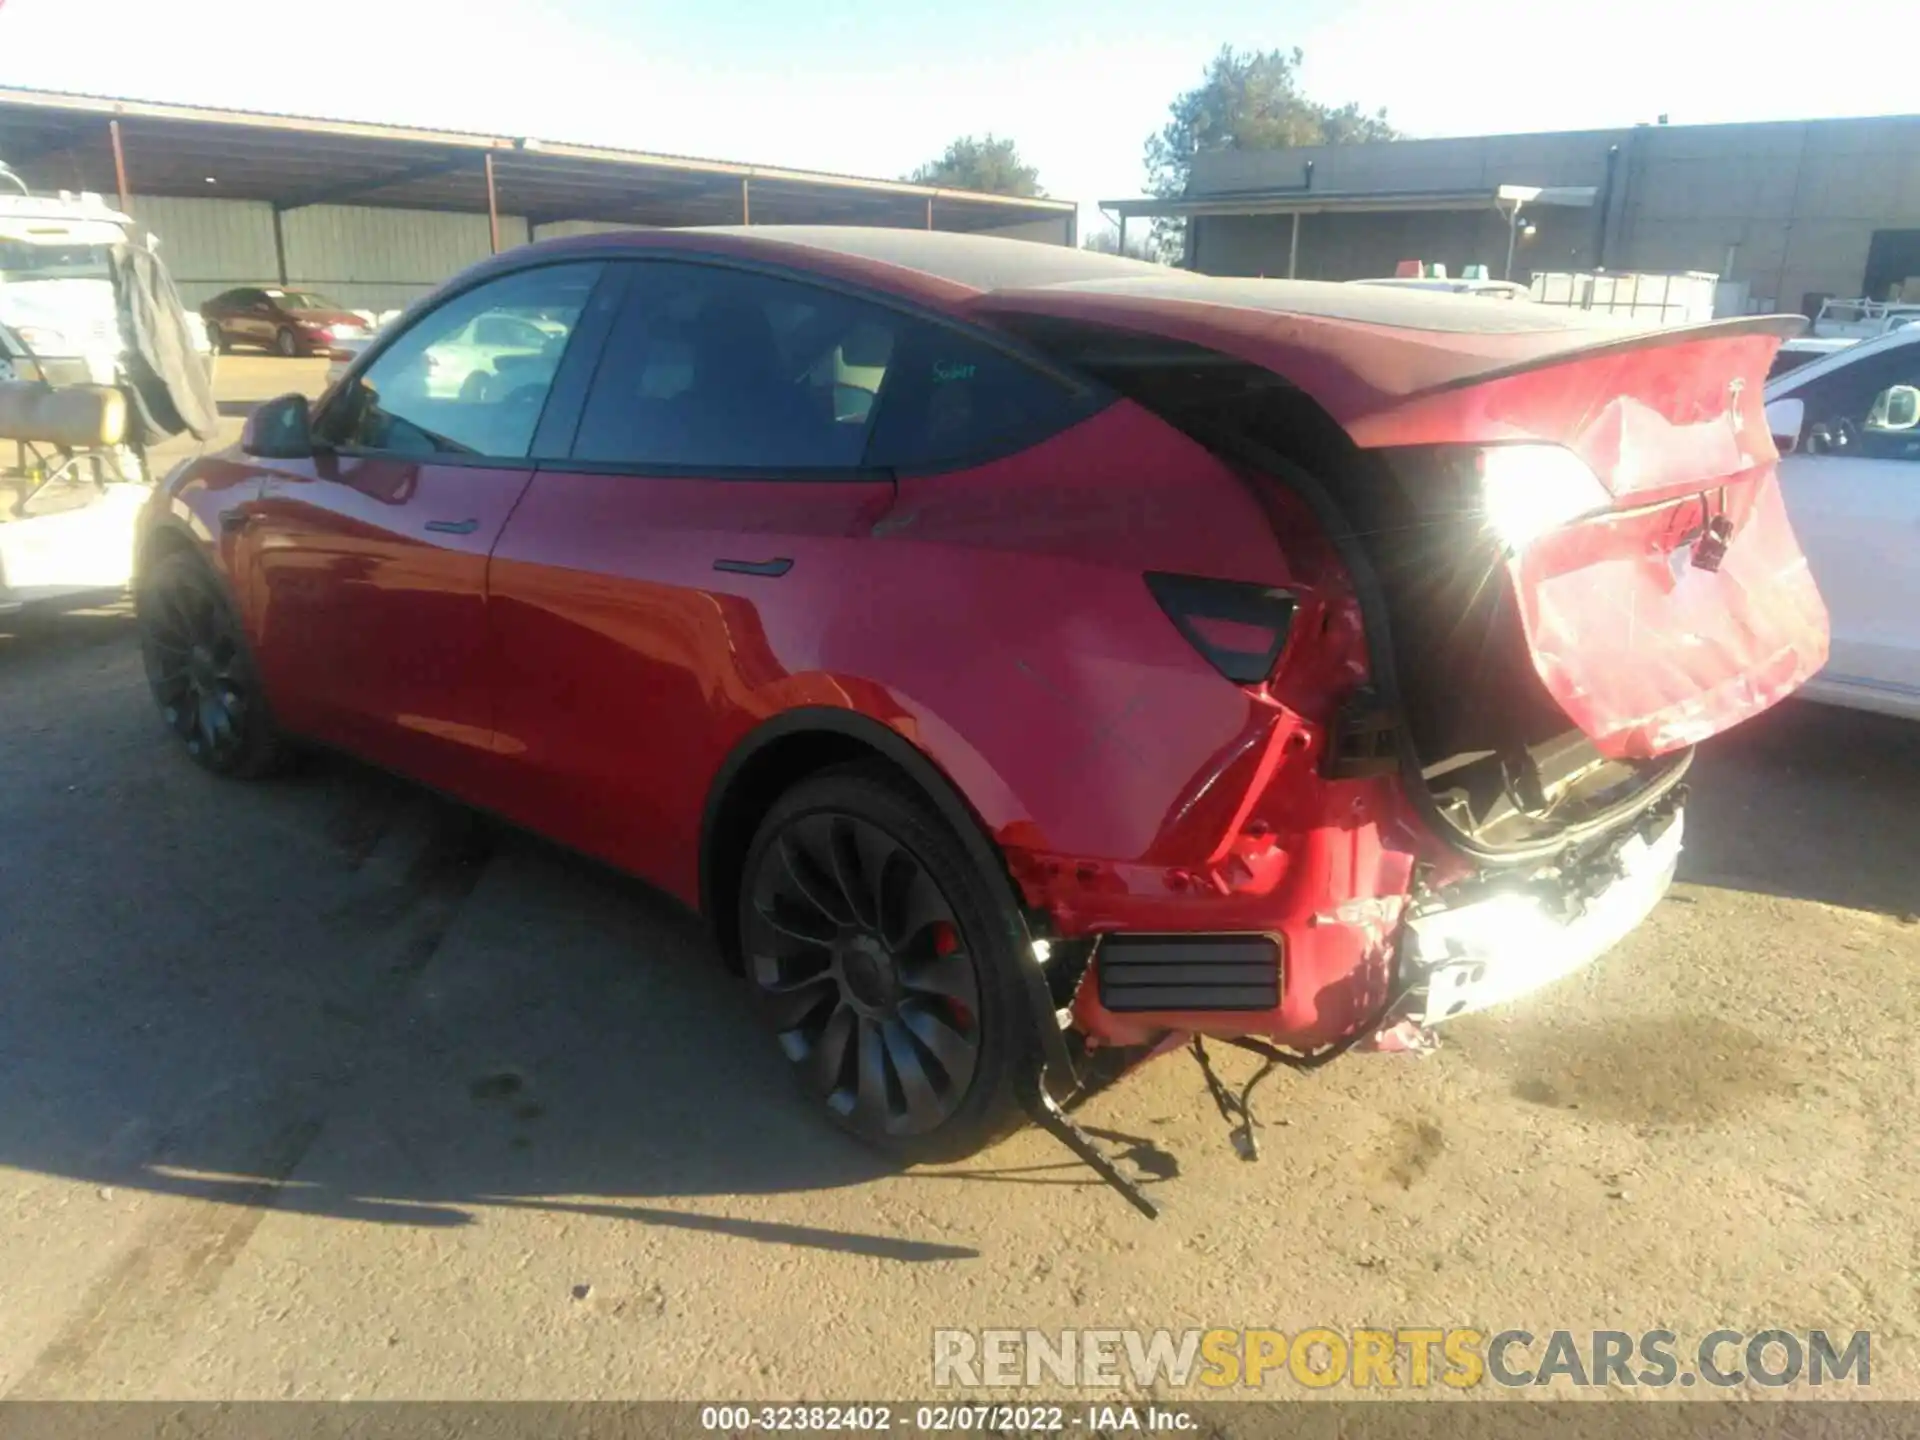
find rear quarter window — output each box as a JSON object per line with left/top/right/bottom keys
{"left": 864, "top": 322, "right": 1098, "bottom": 472}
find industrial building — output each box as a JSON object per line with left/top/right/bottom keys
{"left": 1106, "top": 113, "right": 1920, "bottom": 316}
{"left": 0, "top": 87, "right": 1078, "bottom": 312}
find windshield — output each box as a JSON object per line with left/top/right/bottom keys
{"left": 267, "top": 290, "right": 339, "bottom": 312}
{"left": 0, "top": 240, "right": 114, "bottom": 283}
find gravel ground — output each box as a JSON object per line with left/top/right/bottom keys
{"left": 2, "top": 358, "right": 1917, "bottom": 1403}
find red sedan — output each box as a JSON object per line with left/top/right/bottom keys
{"left": 201, "top": 287, "right": 371, "bottom": 357}
{"left": 134, "top": 228, "right": 1826, "bottom": 1198}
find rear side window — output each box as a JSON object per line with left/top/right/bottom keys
{"left": 864, "top": 320, "right": 1091, "bottom": 472}
{"left": 567, "top": 260, "right": 1094, "bottom": 473}
{"left": 572, "top": 262, "right": 897, "bottom": 470}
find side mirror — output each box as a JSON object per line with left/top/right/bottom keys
{"left": 241, "top": 393, "right": 314, "bottom": 459}
{"left": 1874, "top": 384, "right": 1920, "bottom": 432}
{"left": 1765, "top": 396, "right": 1806, "bottom": 455}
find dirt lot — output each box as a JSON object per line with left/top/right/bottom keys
{"left": 2, "top": 356, "right": 1918, "bottom": 1401}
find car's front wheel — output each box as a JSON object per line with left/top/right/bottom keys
{"left": 738, "top": 766, "right": 1030, "bottom": 1163}
{"left": 136, "top": 549, "right": 286, "bottom": 778}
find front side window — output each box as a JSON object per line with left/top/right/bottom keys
{"left": 572, "top": 262, "right": 898, "bottom": 470}
{"left": 1795, "top": 345, "right": 1920, "bottom": 462}
{"left": 318, "top": 262, "right": 601, "bottom": 460}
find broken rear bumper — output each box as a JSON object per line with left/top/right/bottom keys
{"left": 1066, "top": 796, "right": 1683, "bottom": 1052}
{"left": 1398, "top": 808, "right": 1684, "bottom": 1027}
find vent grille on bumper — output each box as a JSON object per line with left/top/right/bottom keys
{"left": 1095, "top": 935, "right": 1281, "bottom": 1012}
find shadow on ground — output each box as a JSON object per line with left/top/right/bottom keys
{"left": 1682, "top": 698, "right": 1920, "bottom": 918}
{"left": 0, "top": 615, "right": 986, "bottom": 1262}
{"left": 5, "top": 615, "right": 1907, "bottom": 1259}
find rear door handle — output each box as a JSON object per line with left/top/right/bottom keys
{"left": 713, "top": 557, "right": 793, "bottom": 577}
{"left": 424, "top": 517, "right": 480, "bottom": 535}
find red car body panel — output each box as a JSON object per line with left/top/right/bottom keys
{"left": 146, "top": 229, "right": 1830, "bottom": 1059}
{"left": 484, "top": 468, "right": 897, "bottom": 900}
{"left": 973, "top": 284, "right": 1828, "bottom": 760}
{"left": 246, "top": 454, "right": 535, "bottom": 791}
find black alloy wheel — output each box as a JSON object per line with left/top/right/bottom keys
{"left": 738, "top": 768, "right": 1027, "bottom": 1161}
{"left": 137, "top": 550, "right": 284, "bottom": 778}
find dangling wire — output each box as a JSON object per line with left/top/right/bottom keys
{"left": 1189, "top": 1036, "right": 1279, "bottom": 1161}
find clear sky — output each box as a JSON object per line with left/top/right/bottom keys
{"left": 1, "top": 0, "right": 1912, "bottom": 235}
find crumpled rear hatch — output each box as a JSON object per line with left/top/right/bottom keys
{"left": 975, "top": 281, "right": 1826, "bottom": 761}
{"left": 1346, "top": 325, "right": 1827, "bottom": 757}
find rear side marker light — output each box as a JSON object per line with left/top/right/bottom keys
{"left": 1145, "top": 572, "right": 1296, "bottom": 685}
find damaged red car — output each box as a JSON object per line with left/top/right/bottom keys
{"left": 135, "top": 229, "right": 1827, "bottom": 1213}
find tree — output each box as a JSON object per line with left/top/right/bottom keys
{"left": 1144, "top": 46, "right": 1396, "bottom": 259}
{"left": 907, "top": 135, "right": 1044, "bottom": 197}
{"left": 1083, "top": 225, "right": 1156, "bottom": 262}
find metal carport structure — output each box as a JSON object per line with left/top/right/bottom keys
{"left": 0, "top": 87, "right": 1076, "bottom": 301}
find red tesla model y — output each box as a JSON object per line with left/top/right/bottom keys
{"left": 135, "top": 228, "right": 1827, "bottom": 1183}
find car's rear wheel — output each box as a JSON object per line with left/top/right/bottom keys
{"left": 274, "top": 326, "right": 297, "bottom": 358}
{"left": 738, "top": 766, "right": 1030, "bottom": 1163}
{"left": 136, "top": 549, "right": 286, "bottom": 778}
{"left": 206, "top": 323, "right": 229, "bottom": 354}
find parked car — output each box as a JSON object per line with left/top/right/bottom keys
{"left": 133, "top": 229, "right": 1826, "bottom": 1185}
{"left": 1768, "top": 335, "right": 1859, "bottom": 381}
{"left": 1765, "top": 324, "right": 1920, "bottom": 719}
{"left": 201, "top": 287, "right": 370, "bottom": 356}
{"left": 322, "top": 334, "right": 370, "bottom": 391}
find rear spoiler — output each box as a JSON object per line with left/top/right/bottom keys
{"left": 972, "top": 283, "right": 1807, "bottom": 433}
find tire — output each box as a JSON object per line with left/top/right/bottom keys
{"left": 737, "top": 764, "right": 1030, "bottom": 1164}
{"left": 274, "top": 326, "right": 298, "bottom": 358}
{"left": 206, "top": 322, "right": 230, "bottom": 355}
{"left": 136, "top": 548, "right": 287, "bottom": 779}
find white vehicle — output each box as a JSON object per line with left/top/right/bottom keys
{"left": 0, "top": 166, "right": 217, "bottom": 615}
{"left": 421, "top": 311, "right": 568, "bottom": 399}
{"left": 1765, "top": 324, "right": 1920, "bottom": 719}
{"left": 0, "top": 185, "right": 211, "bottom": 385}
{"left": 324, "top": 333, "right": 373, "bottom": 391}
{"left": 1768, "top": 335, "right": 1860, "bottom": 381}
{"left": 1808, "top": 297, "right": 1920, "bottom": 341}
{"left": 0, "top": 361, "right": 149, "bottom": 615}
{"left": 323, "top": 308, "right": 568, "bottom": 399}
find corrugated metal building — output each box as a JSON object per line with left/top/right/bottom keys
{"left": 128, "top": 195, "right": 533, "bottom": 311}
{"left": 1105, "top": 114, "right": 1920, "bottom": 315}
{"left": 1, "top": 88, "right": 1079, "bottom": 312}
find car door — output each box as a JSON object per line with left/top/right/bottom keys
{"left": 484, "top": 259, "right": 903, "bottom": 899}
{"left": 1775, "top": 339, "right": 1920, "bottom": 704}
{"left": 247, "top": 259, "right": 606, "bottom": 798}
{"left": 210, "top": 289, "right": 250, "bottom": 344}
{"left": 239, "top": 289, "right": 276, "bottom": 347}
